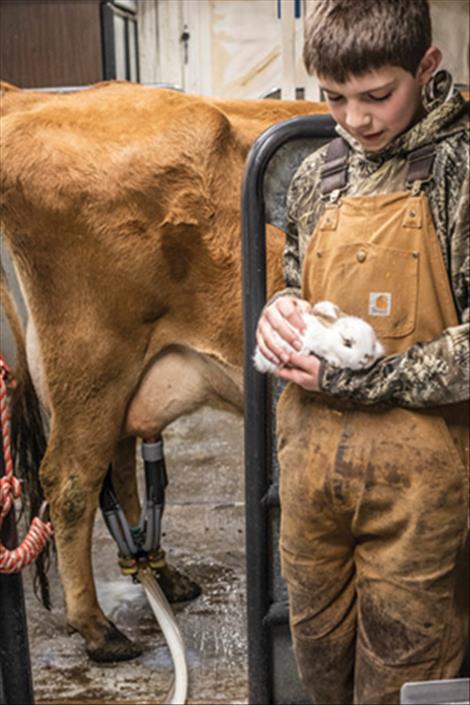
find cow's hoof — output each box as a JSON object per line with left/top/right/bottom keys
{"left": 85, "top": 621, "right": 143, "bottom": 663}
{"left": 156, "top": 562, "right": 202, "bottom": 603}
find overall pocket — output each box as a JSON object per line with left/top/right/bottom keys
{"left": 304, "top": 241, "right": 419, "bottom": 339}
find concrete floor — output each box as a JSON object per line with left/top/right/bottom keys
{"left": 21, "top": 407, "right": 248, "bottom": 704}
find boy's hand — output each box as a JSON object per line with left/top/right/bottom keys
{"left": 273, "top": 351, "right": 322, "bottom": 392}
{"left": 256, "top": 295, "right": 311, "bottom": 367}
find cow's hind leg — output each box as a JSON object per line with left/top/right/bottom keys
{"left": 41, "top": 428, "right": 142, "bottom": 662}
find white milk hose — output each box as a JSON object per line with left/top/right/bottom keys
{"left": 138, "top": 567, "right": 189, "bottom": 705}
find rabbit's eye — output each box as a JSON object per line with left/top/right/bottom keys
{"left": 342, "top": 337, "right": 353, "bottom": 348}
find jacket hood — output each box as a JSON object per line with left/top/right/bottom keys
{"left": 335, "top": 70, "right": 469, "bottom": 163}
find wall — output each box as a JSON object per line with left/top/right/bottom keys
{"left": 209, "top": 0, "right": 282, "bottom": 98}
{"left": 137, "top": 0, "right": 314, "bottom": 98}
{"left": 138, "top": 0, "right": 469, "bottom": 99}
{"left": 430, "top": 0, "right": 469, "bottom": 87}
{"left": 137, "top": 0, "right": 184, "bottom": 87}
{"left": 0, "top": 0, "right": 103, "bottom": 88}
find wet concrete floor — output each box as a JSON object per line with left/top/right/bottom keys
{"left": 22, "top": 407, "right": 248, "bottom": 704}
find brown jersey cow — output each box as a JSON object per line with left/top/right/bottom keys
{"left": 0, "top": 80, "right": 327, "bottom": 661}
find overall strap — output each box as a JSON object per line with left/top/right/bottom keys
{"left": 320, "top": 137, "right": 350, "bottom": 198}
{"left": 406, "top": 143, "right": 436, "bottom": 190}
{"left": 320, "top": 138, "right": 435, "bottom": 197}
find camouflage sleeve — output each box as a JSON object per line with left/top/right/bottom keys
{"left": 450, "top": 173, "right": 470, "bottom": 323}
{"left": 320, "top": 173, "right": 470, "bottom": 408}
{"left": 320, "top": 324, "right": 469, "bottom": 407}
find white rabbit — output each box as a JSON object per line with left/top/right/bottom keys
{"left": 254, "top": 300, "right": 384, "bottom": 374}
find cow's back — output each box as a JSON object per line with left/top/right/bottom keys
{"left": 0, "top": 83, "right": 325, "bottom": 375}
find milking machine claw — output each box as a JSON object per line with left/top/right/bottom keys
{"left": 99, "top": 439, "right": 167, "bottom": 572}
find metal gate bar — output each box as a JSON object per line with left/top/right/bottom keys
{"left": 0, "top": 450, "right": 35, "bottom": 705}
{"left": 241, "top": 114, "right": 336, "bottom": 705}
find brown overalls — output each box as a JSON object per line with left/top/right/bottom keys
{"left": 277, "top": 140, "right": 469, "bottom": 705}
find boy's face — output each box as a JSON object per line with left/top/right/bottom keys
{"left": 319, "top": 65, "right": 427, "bottom": 152}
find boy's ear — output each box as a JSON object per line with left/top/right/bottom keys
{"left": 416, "top": 47, "right": 443, "bottom": 85}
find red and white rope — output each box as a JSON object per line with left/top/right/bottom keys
{"left": 0, "top": 356, "right": 53, "bottom": 574}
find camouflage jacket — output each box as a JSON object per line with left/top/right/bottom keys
{"left": 280, "top": 79, "right": 469, "bottom": 407}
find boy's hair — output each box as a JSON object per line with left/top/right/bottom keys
{"left": 303, "top": 0, "right": 432, "bottom": 82}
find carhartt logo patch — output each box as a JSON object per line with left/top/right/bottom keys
{"left": 369, "top": 292, "right": 392, "bottom": 316}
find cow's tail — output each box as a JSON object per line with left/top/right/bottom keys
{"left": 0, "top": 261, "right": 51, "bottom": 608}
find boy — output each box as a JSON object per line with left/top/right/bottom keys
{"left": 256, "top": 1, "right": 469, "bottom": 703}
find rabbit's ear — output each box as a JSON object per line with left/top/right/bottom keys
{"left": 313, "top": 300, "right": 340, "bottom": 323}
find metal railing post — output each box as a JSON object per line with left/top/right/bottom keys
{"left": 0, "top": 452, "right": 35, "bottom": 705}
{"left": 241, "top": 114, "right": 336, "bottom": 705}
